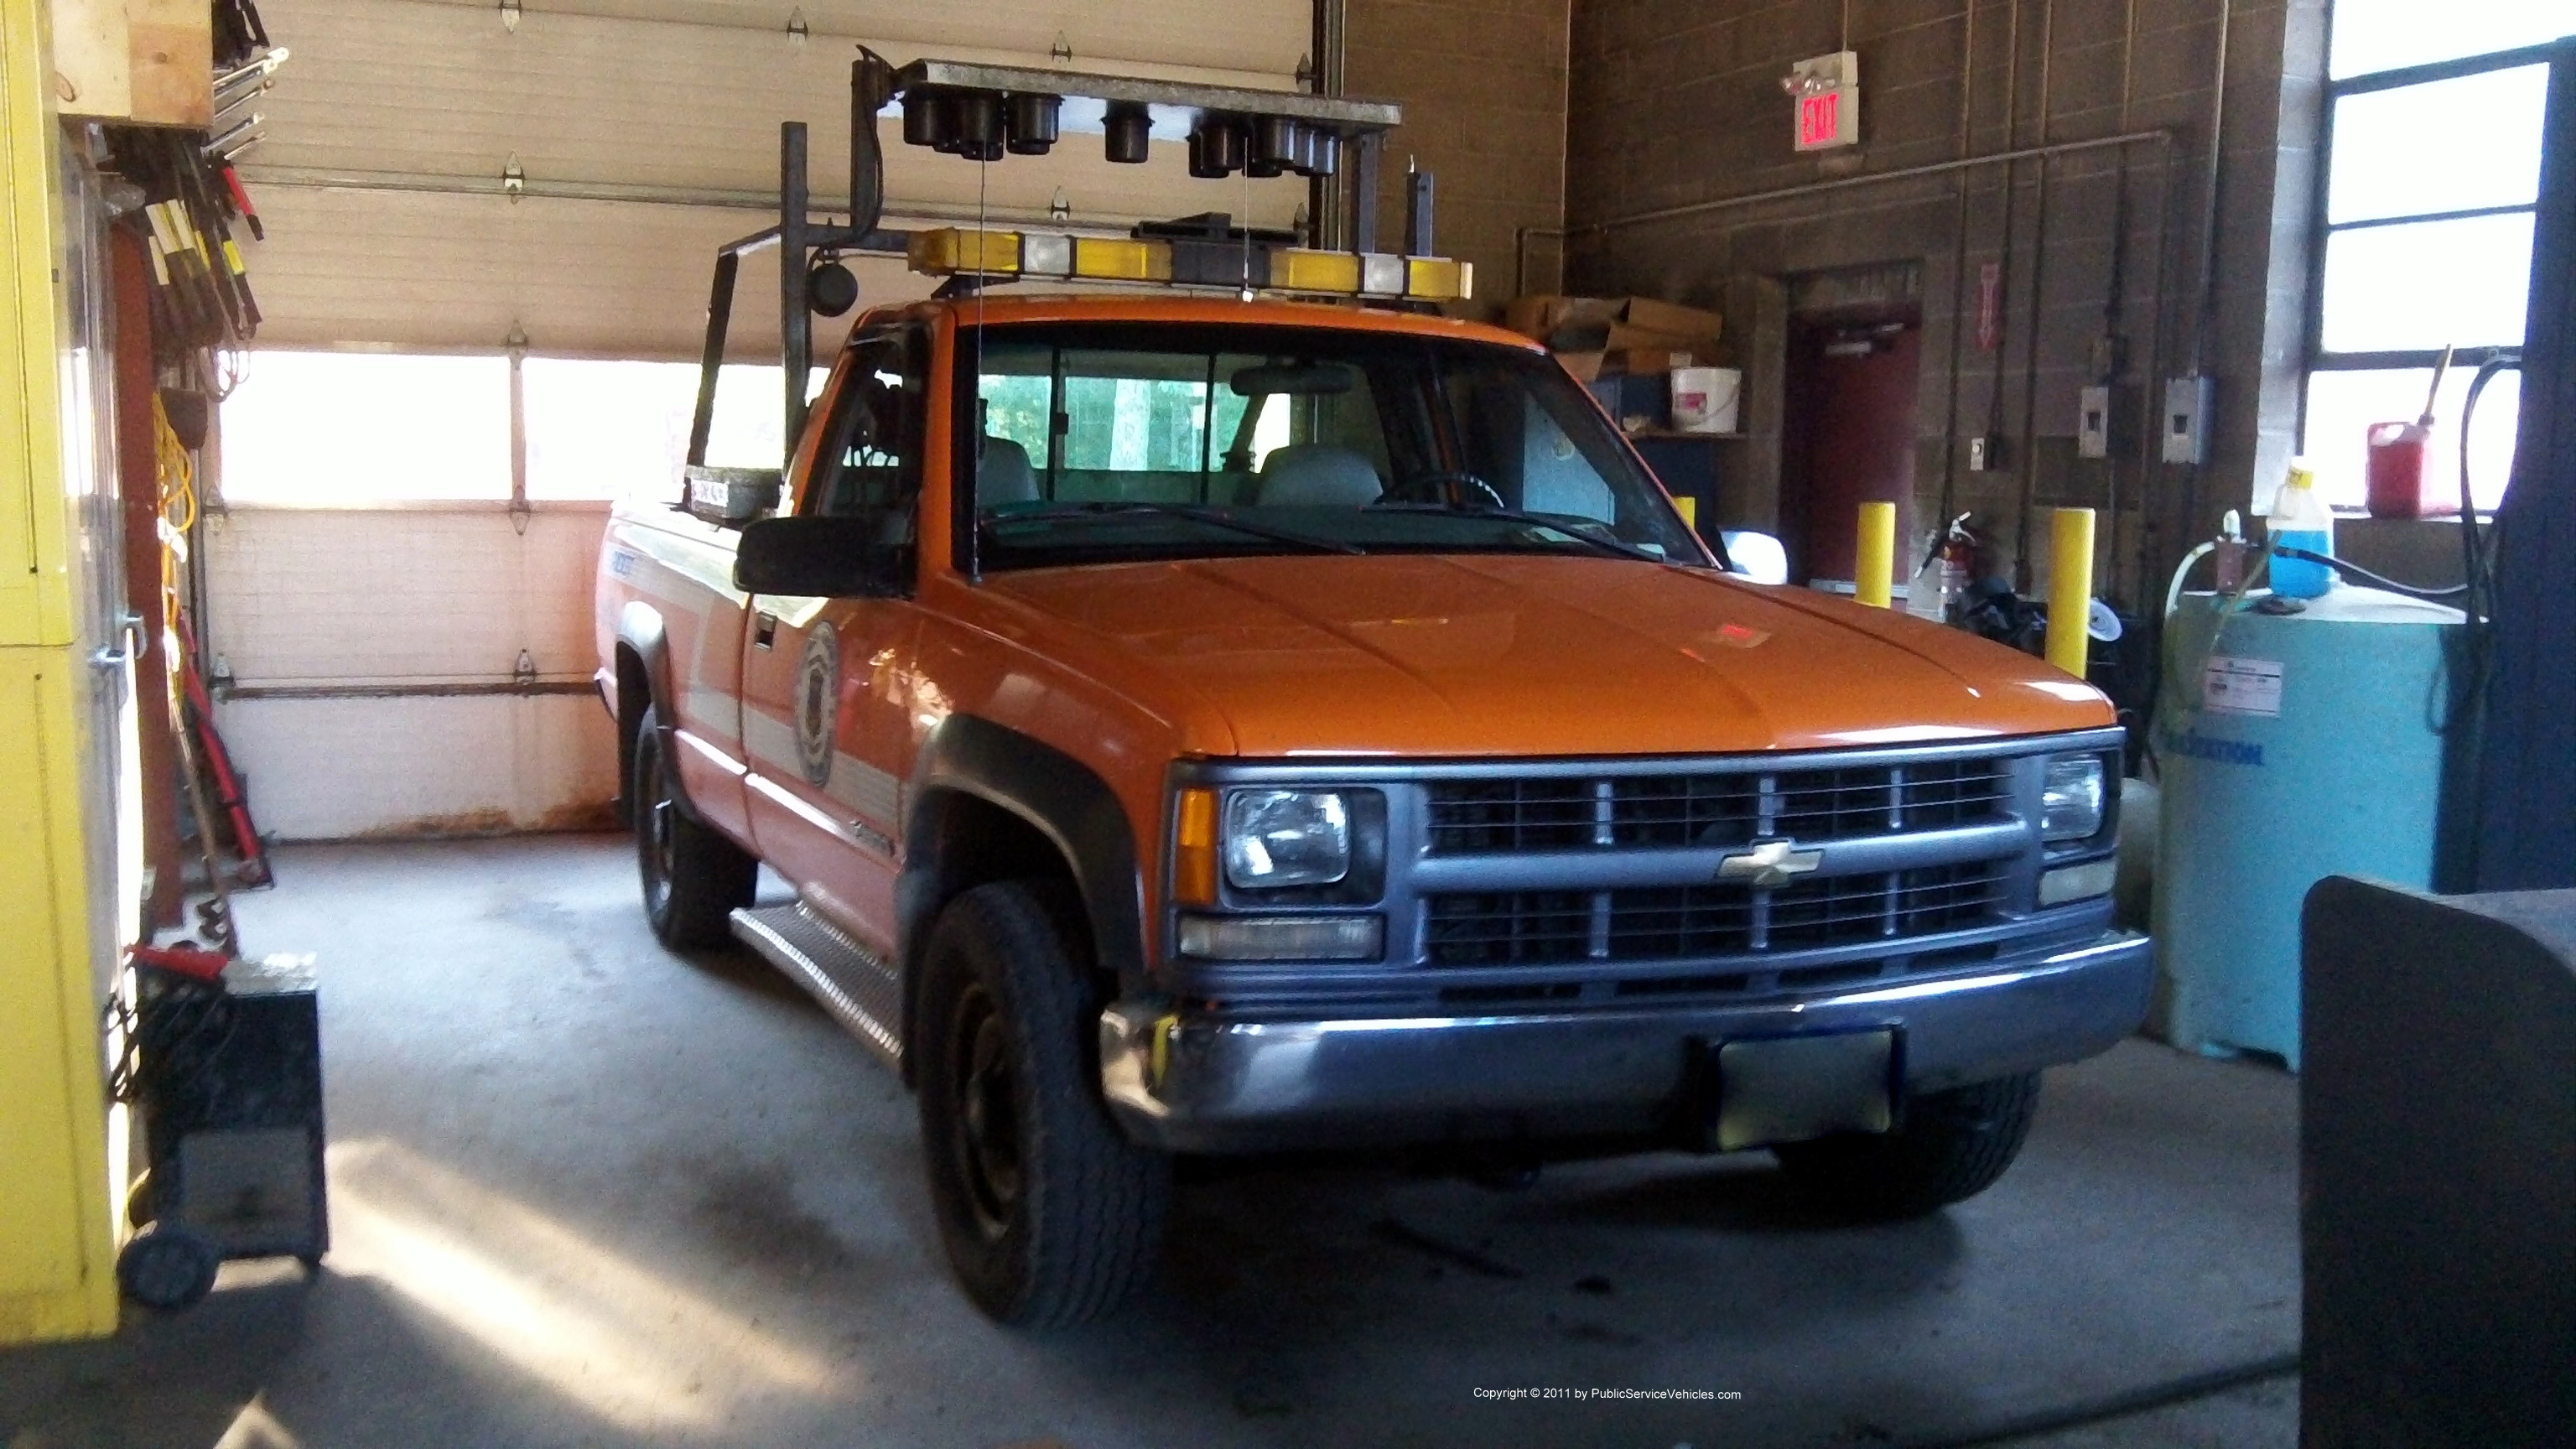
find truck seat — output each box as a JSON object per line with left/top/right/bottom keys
{"left": 1255, "top": 444, "right": 1381, "bottom": 507}
{"left": 980, "top": 436, "right": 1039, "bottom": 505}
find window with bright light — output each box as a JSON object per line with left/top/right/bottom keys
{"left": 222, "top": 350, "right": 831, "bottom": 506}
{"left": 2329, "top": 0, "right": 2571, "bottom": 81}
{"left": 217, "top": 351, "right": 512, "bottom": 504}
{"left": 2302, "top": 13, "right": 2570, "bottom": 508}
{"left": 524, "top": 361, "right": 819, "bottom": 501}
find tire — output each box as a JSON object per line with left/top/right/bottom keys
{"left": 632, "top": 704, "right": 756, "bottom": 949}
{"left": 1772, "top": 1072, "right": 2041, "bottom": 1218}
{"left": 118, "top": 1223, "right": 221, "bottom": 1311}
{"left": 916, "top": 880, "right": 1171, "bottom": 1327}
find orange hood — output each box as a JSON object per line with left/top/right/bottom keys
{"left": 978, "top": 555, "right": 2116, "bottom": 758}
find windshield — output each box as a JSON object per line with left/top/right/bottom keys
{"left": 958, "top": 322, "right": 1718, "bottom": 573}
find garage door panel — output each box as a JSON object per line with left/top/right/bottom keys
{"left": 254, "top": 0, "right": 1307, "bottom": 226}
{"left": 213, "top": 693, "right": 618, "bottom": 839}
{"left": 243, "top": 186, "right": 932, "bottom": 356}
{"left": 392, "top": 0, "right": 1311, "bottom": 81}
{"left": 205, "top": 508, "right": 607, "bottom": 685}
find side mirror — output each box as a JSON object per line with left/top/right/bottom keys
{"left": 683, "top": 465, "right": 782, "bottom": 527}
{"left": 1720, "top": 530, "right": 1790, "bottom": 585}
{"left": 735, "top": 516, "right": 909, "bottom": 598}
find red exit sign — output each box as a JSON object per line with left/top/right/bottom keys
{"left": 1788, "top": 50, "right": 1859, "bottom": 151}
{"left": 1798, "top": 92, "right": 1837, "bottom": 148}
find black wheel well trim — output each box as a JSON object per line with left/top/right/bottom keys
{"left": 614, "top": 602, "right": 699, "bottom": 823}
{"left": 897, "top": 714, "right": 1147, "bottom": 1081}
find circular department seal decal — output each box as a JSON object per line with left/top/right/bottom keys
{"left": 794, "top": 621, "right": 838, "bottom": 788}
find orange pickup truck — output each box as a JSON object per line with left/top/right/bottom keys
{"left": 594, "top": 288, "right": 2149, "bottom": 1325}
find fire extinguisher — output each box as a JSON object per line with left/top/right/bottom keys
{"left": 1909, "top": 512, "right": 1980, "bottom": 623}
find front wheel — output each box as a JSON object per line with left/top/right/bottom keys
{"left": 1772, "top": 1072, "right": 2041, "bottom": 1218}
{"left": 632, "top": 704, "right": 756, "bottom": 948}
{"left": 916, "top": 880, "right": 1171, "bottom": 1327}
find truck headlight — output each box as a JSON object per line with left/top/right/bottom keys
{"left": 2041, "top": 756, "right": 2107, "bottom": 842}
{"left": 1223, "top": 790, "right": 1351, "bottom": 889}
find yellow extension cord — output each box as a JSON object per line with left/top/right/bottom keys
{"left": 151, "top": 394, "right": 195, "bottom": 730}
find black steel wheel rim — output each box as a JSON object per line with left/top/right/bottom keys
{"left": 948, "top": 983, "right": 1022, "bottom": 1241}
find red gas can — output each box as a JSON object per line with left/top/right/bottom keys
{"left": 2365, "top": 421, "right": 2455, "bottom": 518}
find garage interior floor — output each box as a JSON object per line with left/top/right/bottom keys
{"left": 3, "top": 838, "right": 2298, "bottom": 1449}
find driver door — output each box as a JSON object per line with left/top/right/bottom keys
{"left": 737, "top": 327, "right": 926, "bottom": 954}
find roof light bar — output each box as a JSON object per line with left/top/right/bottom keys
{"left": 887, "top": 59, "right": 1400, "bottom": 175}
{"left": 906, "top": 226, "right": 1472, "bottom": 304}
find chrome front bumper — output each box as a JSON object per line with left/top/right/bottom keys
{"left": 1098, "top": 931, "right": 2153, "bottom": 1153}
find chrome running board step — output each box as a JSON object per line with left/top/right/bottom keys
{"left": 730, "top": 902, "right": 903, "bottom": 1071}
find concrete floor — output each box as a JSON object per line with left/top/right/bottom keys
{"left": 3, "top": 837, "right": 2300, "bottom": 1449}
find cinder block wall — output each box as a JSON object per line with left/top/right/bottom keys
{"left": 1345, "top": 0, "right": 1574, "bottom": 319}
{"left": 1557, "top": 0, "right": 2327, "bottom": 610}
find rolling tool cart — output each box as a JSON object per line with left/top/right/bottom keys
{"left": 113, "top": 946, "right": 327, "bottom": 1311}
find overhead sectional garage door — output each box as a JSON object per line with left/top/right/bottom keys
{"left": 210, "top": 0, "right": 1314, "bottom": 839}
{"left": 243, "top": 0, "right": 1313, "bottom": 356}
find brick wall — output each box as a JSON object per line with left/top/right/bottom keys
{"left": 1556, "top": 0, "right": 2326, "bottom": 609}
{"left": 1343, "top": 0, "right": 1574, "bottom": 318}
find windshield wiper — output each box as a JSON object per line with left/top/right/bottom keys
{"left": 1364, "top": 502, "right": 1669, "bottom": 564}
{"left": 983, "top": 501, "right": 1366, "bottom": 555}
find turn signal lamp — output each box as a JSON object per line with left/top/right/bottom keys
{"left": 1173, "top": 787, "right": 1220, "bottom": 905}
{"left": 908, "top": 226, "right": 1472, "bottom": 304}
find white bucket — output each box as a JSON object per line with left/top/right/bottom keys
{"left": 1670, "top": 366, "right": 1742, "bottom": 434}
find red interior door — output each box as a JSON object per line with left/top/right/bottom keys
{"left": 1783, "top": 320, "right": 1922, "bottom": 587}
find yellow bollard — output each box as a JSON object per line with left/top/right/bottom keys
{"left": 1855, "top": 501, "right": 1896, "bottom": 607}
{"left": 2046, "top": 506, "right": 2097, "bottom": 677}
{"left": 1671, "top": 495, "right": 1697, "bottom": 532}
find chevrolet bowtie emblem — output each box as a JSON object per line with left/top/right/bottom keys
{"left": 1717, "top": 839, "right": 1825, "bottom": 888}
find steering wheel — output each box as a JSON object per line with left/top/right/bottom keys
{"left": 1373, "top": 470, "right": 1506, "bottom": 510}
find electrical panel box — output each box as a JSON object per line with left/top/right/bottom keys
{"left": 2079, "top": 385, "right": 2113, "bottom": 460}
{"left": 2162, "top": 375, "right": 2214, "bottom": 465}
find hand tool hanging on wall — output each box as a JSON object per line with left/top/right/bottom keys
{"left": 214, "top": 0, "right": 272, "bottom": 70}
{"left": 106, "top": 122, "right": 268, "bottom": 364}
{"left": 216, "top": 160, "right": 263, "bottom": 241}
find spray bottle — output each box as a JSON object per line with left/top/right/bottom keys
{"left": 2267, "top": 460, "right": 2335, "bottom": 600}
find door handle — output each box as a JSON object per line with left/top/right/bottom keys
{"left": 753, "top": 611, "right": 778, "bottom": 650}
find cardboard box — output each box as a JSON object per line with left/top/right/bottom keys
{"left": 1516, "top": 294, "right": 1724, "bottom": 380}
{"left": 1622, "top": 296, "right": 1725, "bottom": 344}
{"left": 1604, "top": 322, "right": 1718, "bottom": 356}
{"left": 1504, "top": 293, "right": 1623, "bottom": 343}
{"left": 1525, "top": 308, "right": 1722, "bottom": 358}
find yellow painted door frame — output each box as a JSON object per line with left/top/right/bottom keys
{"left": 1, "top": 0, "right": 125, "bottom": 1344}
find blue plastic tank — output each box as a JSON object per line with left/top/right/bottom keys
{"left": 2151, "top": 585, "right": 2467, "bottom": 1069}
